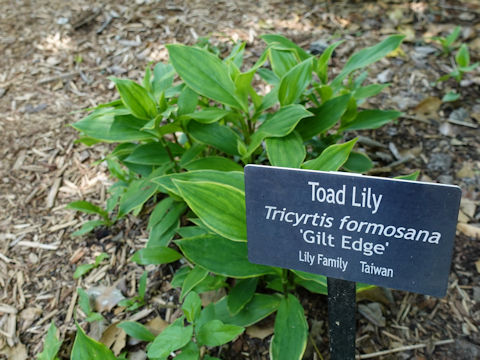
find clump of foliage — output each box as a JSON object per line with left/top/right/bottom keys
{"left": 431, "top": 26, "right": 461, "bottom": 56}
{"left": 64, "top": 34, "right": 406, "bottom": 359}
{"left": 438, "top": 43, "right": 479, "bottom": 83}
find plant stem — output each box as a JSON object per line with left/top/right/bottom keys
{"left": 282, "top": 268, "right": 289, "bottom": 296}
{"left": 160, "top": 138, "right": 179, "bottom": 172}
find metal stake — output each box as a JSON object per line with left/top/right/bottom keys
{"left": 327, "top": 278, "right": 356, "bottom": 360}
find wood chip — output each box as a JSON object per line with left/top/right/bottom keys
{"left": 46, "top": 177, "right": 62, "bottom": 208}
{"left": 0, "top": 304, "right": 18, "bottom": 314}
{"left": 16, "top": 241, "right": 59, "bottom": 250}
{"left": 457, "top": 223, "right": 480, "bottom": 239}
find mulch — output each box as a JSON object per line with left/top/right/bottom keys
{"left": 0, "top": 0, "right": 479, "bottom": 359}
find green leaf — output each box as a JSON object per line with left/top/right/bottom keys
{"left": 183, "top": 108, "right": 232, "bottom": 124}
{"left": 143, "top": 65, "right": 152, "bottom": 93}
{"left": 257, "top": 68, "right": 280, "bottom": 85}
{"left": 171, "top": 266, "right": 192, "bottom": 288}
{"left": 85, "top": 312, "right": 104, "bottom": 323}
{"left": 316, "top": 40, "right": 343, "bottom": 84}
{"left": 173, "top": 180, "right": 246, "bottom": 242}
{"left": 177, "top": 85, "right": 199, "bottom": 116}
{"left": 153, "top": 63, "right": 175, "bottom": 98}
{"left": 442, "top": 91, "right": 461, "bottom": 102}
{"left": 353, "top": 84, "right": 389, "bottom": 100}
{"left": 132, "top": 246, "right": 182, "bottom": 265}
{"left": 117, "top": 321, "right": 155, "bottom": 342}
{"left": 37, "top": 322, "right": 62, "bottom": 360}
{"left": 303, "top": 138, "right": 357, "bottom": 171}
{"left": 149, "top": 221, "right": 179, "bottom": 248}
{"left": 138, "top": 271, "right": 148, "bottom": 299}
{"left": 187, "top": 122, "right": 240, "bottom": 155}
{"left": 197, "top": 320, "right": 244, "bottom": 347}
{"left": 118, "top": 178, "right": 158, "bottom": 217}
{"left": 446, "top": 26, "right": 461, "bottom": 47}
{"left": 182, "top": 291, "right": 202, "bottom": 323}
{"left": 167, "top": 44, "right": 245, "bottom": 111}
{"left": 148, "top": 197, "right": 176, "bottom": 230}
{"left": 246, "top": 105, "right": 312, "bottom": 157}
{"left": 148, "top": 202, "right": 186, "bottom": 247}
{"left": 176, "top": 234, "right": 274, "bottom": 278}
{"left": 181, "top": 266, "right": 209, "bottom": 300}
{"left": 175, "top": 341, "right": 200, "bottom": 360}
{"left": 456, "top": 44, "right": 470, "bottom": 68}
{"left": 192, "top": 274, "right": 227, "bottom": 294}
{"left": 213, "top": 294, "right": 281, "bottom": 327}
{"left": 292, "top": 270, "right": 327, "bottom": 288}
{"left": 72, "top": 220, "right": 105, "bottom": 237}
{"left": 296, "top": 94, "right": 351, "bottom": 140}
{"left": 176, "top": 226, "right": 209, "bottom": 239}
{"left": 395, "top": 171, "right": 420, "bottom": 181}
{"left": 77, "top": 288, "right": 92, "bottom": 315}
{"left": 67, "top": 201, "right": 108, "bottom": 220}
{"left": 343, "top": 151, "right": 373, "bottom": 173}
{"left": 154, "top": 170, "right": 244, "bottom": 197}
{"left": 72, "top": 323, "right": 117, "bottom": 360}
{"left": 268, "top": 48, "right": 299, "bottom": 78}
{"left": 234, "top": 70, "right": 255, "bottom": 111}
{"left": 332, "top": 35, "right": 405, "bottom": 88}
{"left": 265, "top": 131, "right": 305, "bottom": 168}
{"left": 227, "top": 278, "right": 258, "bottom": 315}
{"left": 278, "top": 58, "right": 313, "bottom": 106}
{"left": 73, "top": 264, "right": 95, "bottom": 279}
{"left": 270, "top": 294, "right": 308, "bottom": 360}
{"left": 124, "top": 142, "right": 170, "bottom": 165}
{"left": 183, "top": 156, "right": 243, "bottom": 172}
{"left": 179, "top": 143, "right": 207, "bottom": 167}
{"left": 261, "top": 34, "right": 311, "bottom": 61}
{"left": 147, "top": 317, "right": 193, "bottom": 359}
{"left": 341, "top": 109, "right": 402, "bottom": 131}
{"left": 294, "top": 277, "right": 328, "bottom": 295}
{"left": 73, "top": 110, "right": 155, "bottom": 142}
{"left": 110, "top": 78, "right": 158, "bottom": 120}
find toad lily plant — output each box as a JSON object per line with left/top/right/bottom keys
{"left": 63, "top": 34, "right": 410, "bottom": 359}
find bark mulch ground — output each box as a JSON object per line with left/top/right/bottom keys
{"left": 0, "top": 0, "right": 479, "bottom": 359}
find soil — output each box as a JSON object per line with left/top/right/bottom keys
{"left": 0, "top": 0, "right": 479, "bottom": 359}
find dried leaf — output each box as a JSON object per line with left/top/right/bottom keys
{"left": 145, "top": 317, "right": 169, "bottom": 336}
{"left": 413, "top": 97, "right": 441, "bottom": 119}
{"left": 246, "top": 324, "right": 274, "bottom": 339}
{"left": 358, "top": 303, "right": 386, "bottom": 327}
{"left": 0, "top": 343, "right": 28, "bottom": 360}
{"left": 99, "top": 323, "right": 127, "bottom": 356}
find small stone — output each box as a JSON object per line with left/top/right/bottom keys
{"left": 309, "top": 40, "right": 329, "bottom": 56}
{"left": 28, "top": 253, "right": 38, "bottom": 264}
{"left": 377, "top": 69, "right": 393, "bottom": 83}
{"left": 449, "top": 108, "right": 469, "bottom": 123}
{"left": 427, "top": 153, "right": 453, "bottom": 172}
{"left": 57, "top": 17, "right": 69, "bottom": 25}
{"left": 439, "top": 122, "right": 455, "bottom": 137}
{"left": 473, "top": 287, "right": 480, "bottom": 302}
{"left": 455, "top": 339, "right": 480, "bottom": 358}
{"left": 437, "top": 175, "right": 453, "bottom": 184}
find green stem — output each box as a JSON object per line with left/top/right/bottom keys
{"left": 282, "top": 268, "right": 289, "bottom": 296}
{"left": 160, "top": 138, "right": 179, "bottom": 172}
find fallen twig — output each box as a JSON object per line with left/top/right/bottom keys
{"left": 356, "top": 339, "right": 455, "bottom": 359}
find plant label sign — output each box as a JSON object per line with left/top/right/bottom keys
{"left": 245, "top": 165, "right": 461, "bottom": 297}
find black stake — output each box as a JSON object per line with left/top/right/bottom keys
{"left": 327, "top": 278, "right": 356, "bottom": 360}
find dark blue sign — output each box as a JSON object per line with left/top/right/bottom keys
{"left": 245, "top": 165, "right": 461, "bottom": 297}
